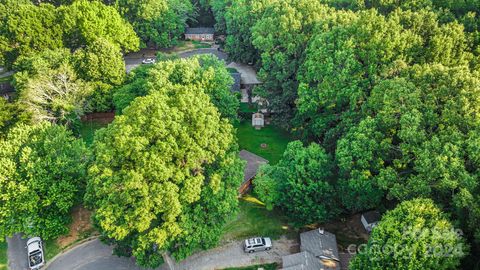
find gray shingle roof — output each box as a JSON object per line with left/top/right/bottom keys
{"left": 281, "top": 251, "right": 340, "bottom": 270}
{"left": 300, "top": 229, "right": 340, "bottom": 261}
{"left": 185, "top": 27, "right": 215, "bottom": 35}
{"left": 239, "top": 150, "right": 268, "bottom": 185}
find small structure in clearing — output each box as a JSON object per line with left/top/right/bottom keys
{"left": 361, "top": 211, "right": 381, "bottom": 233}
{"left": 238, "top": 150, "right": 268, "bottom": 194}
{"left": 185, "top": 27, "right": 215, "bottom": 41}
{"left": 252, "top": 112, "right": 265, "bottom": 130}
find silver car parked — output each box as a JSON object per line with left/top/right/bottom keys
{"left": 243, "top": 237, "right": 272, "bottom": 253}
{"left": 27, "top": 237, "right": 45, "bottom": 270}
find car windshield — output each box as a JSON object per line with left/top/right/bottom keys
{"left": 261, "top": 238, "right": 265, "bottom": 245}
{"left": 29, "top": 250, "right": 43, "bottom": 266}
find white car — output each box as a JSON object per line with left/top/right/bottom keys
{"left": 27, "top": 237, "right": 45, "bottom": 270}
{"left": 142, "top": 58, "right": 156, "bottom": 64}
{"left": 243, "top": 237, "right": 272, "bottom": 253}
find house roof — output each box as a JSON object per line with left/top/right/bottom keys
{"left": 227, "top": 62, "right": 262, "bottom": 85}
{"left": 185, "top": 27, "right": 215, "bottom": 35}
{"left": 281, "top": 251, "right": 339, "bottom": 270}
{"left": 362, "top": 211, "right": 381, "bottom": 224}
{"left": 300, "top": 229, "right": 340, "bottom": 261}
{"left": 239, "top": 150, "right": 268, "bottom": 184}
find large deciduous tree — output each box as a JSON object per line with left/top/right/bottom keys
{"left": 18, "top": 63, "right": 93, "bottom": 126}
{"left": 252, "top": 0, "right": 331, "bottom": 126}
{"left": 336, "top": 64, "right": 480, "bottom": 239}
{"left": 0, "top": 122, "right": 88, "bottom": 239}
{"left": 72, "top": 38, "right": 126, "bottom": 86}
{"left": 224, "top": 0, "right": 276, "bottom": 65}
{"left": 350, "top": 198, "right": 467, "bottom": 270}
{"left": 113, "top": 55, "right": 239, "bottom": 122}
{"left": 86, "top": 83, "right": 243, "bottom": 267}
{"left": 115, "top": 0, "right": 194, "bottom": 48}
{"left": 255, "top": 141, "right": 340, "bottom": 226}
{"left": 59, "top": 0, "right": 139, "bottom": 52}
{"left": 296, "top": 8, "right": 471, "bottom": 149}
{"left": 0, "top": 1, "right": 63, "bottom": 67}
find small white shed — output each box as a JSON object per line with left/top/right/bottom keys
{"left": 361, "top": 211, "right": 381, "bottom": 233}
{"left": 252, "top": 113, "right": 265, "bottom": 130}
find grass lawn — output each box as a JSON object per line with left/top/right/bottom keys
{"left": 235, "top": 121, "right": 293, "bottom": 164}
{"left": 78, "top": 120, "right": 109, "bottom": 146}
{"left": 0, "top": 242, "right": 6, "bottom": 270}
{"left": 222, "top": 262, "right": 278, "bottom": 270}
{"left": 222, "top": 195, "right": 294, "bottom": 242}
{"left": 44, "top": 239, "right": 61, "bottom": 261}
{"left": 161, "top": 40, "right": 212, "bottom": 54}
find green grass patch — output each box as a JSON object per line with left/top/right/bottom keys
{"left": 191, "top": 40, "right": 212, "bottom": 49}
{"left": 0, "top": 242, "right": 7, "bottom": 270}
{"left": 222, "top": 195, "right": 294, "bottom": 242}
{"left": 235, "top": 121, "right": 293, "bottom": 164}
{"left": 44, "top": 239, "right": 61, "bottom": 261}
{"left": 239, "top": 103, "right": 257, "bottom": 113}
{"left": 227, "top": 67, "right": 239, "bottom": 73}
{"left": 78, "top": 121, "right": 108, "bottom": 146}
{"left": 222, "top": 262, "right": 278, "bottom": 270}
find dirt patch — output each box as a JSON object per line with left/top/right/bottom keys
{"left": 81, "top": 112, "right": 115, "bottom": 124}
{"left": 57, "top": 206, "right": 96, "bottom": 249}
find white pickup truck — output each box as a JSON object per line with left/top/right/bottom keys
{"left": 27, "top": 237, "right": 45, "bottom": 270}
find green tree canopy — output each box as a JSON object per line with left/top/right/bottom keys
{"left": 113, "top": 55, "right": 239, "bottom": 122}
{"left": 17, "top": 63, "right": 93, "bottom": 126}
{"left": 350, "top": 198, "right": 467, "bottom": 270}
{"left": 0, "top": 122, "right": 88, "bottom": 239}
{"left": 0, "top": 99, "right": 30, "bottom": 137}
{"left": 296, "top": 8, "right": 472, "bottom": 149}
{"left": 336, "top": 64, "right": 480, "bottom": 239}
{"left": 255, "top": 141, "right": 340, "bottom": 226}
{"left": 252, "top": 0, "right": 332, "bottom": 125}
{"left": 86, "top": 83, "right": 243, "bottom": 267}
{"left": 115, "top": 0, "right": 194, "bottom": 48}
{"left": 0, "top": 1, "right": 63, "bottom": 67}
{"left": 60, "top": 0, "right": 139, "bottom": 52}
{"left": 73, "top": 38, "right": 126, "bottom": 85}
{"left": 224, "top": 0, "right": 276, "bottom": 65}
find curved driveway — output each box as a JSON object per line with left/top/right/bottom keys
{"left": 47, "top": 239, "right": 148, "bottom": 270}
{"left": 46, "top": 237, "right": 295, "bottom": 270}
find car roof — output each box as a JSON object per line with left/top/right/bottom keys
{"left": 27, "top": 240, "right": 41, "bottom": 253}
{"left": 247, "top": 237, "right": 263, "bottom": 245}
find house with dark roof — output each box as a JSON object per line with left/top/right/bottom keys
{"left": 185, "top": 27, "right": 215, "bottom": 41}
{"left": 361, "top": 210, "right": 381, "bottom": 233}
{"left": 238, "top": 150, "right": 268, "bottom": 194}
{"left": 280, "top": 229, "right": 340, "bottom": 270}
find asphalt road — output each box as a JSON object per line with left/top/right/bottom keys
{"left": 124, "top": 48, "right": 230, "bottom": 73}
{"left": 7, "top": 234, "right": 28, "bottom": 270}
{"left": 47, "top": 239, "right": 147, "bottom": 270}
{"left": 45, "top": 237, "right": 295, "bottom": 270}
{"left": 177, "top": 48, "right": 229, "bottom": 62}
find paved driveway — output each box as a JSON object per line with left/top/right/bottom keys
{"left": 7, "top": 234, "right": 28, "bottom": 270}
{"left": 47, "top": 238, "right": 146, "bottom": 270}
{"left": 45, "top": 237, "right": 295, "bottom": 270}
{"left": 169, "top": 237, "right": 294, "bottom": 270}
{"left": 177, "top": 48, "right": 229, "bottom": 62}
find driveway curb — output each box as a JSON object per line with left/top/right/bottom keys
{"left": 44, "top": 236, "right": 99, "bottom": 269}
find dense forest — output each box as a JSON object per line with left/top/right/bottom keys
{"left": 1, "top": 0, "right": 480, "bottom": 269}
